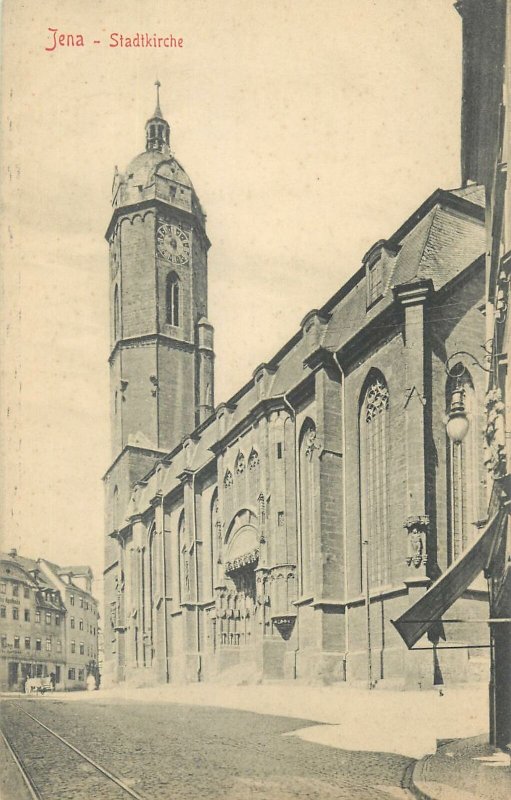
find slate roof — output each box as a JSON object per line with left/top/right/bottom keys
{"left": 119, "top": 184, "right": 486, "bottom": 520}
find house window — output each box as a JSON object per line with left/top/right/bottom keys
{"left": 55, "top": 614, "right": 60, "bottom": 625}
{"left": 79, "top": 619, "right": 84, "bottom": 631}
{"left": 166, "top": 272, "right": 180, "bottom": 326}
{"left": 35, "top": 639, "right": 41, "bottom": 651}
{"left": 0, "top": 582, "right": 6, "bottom": 594}
{"left": 45, "top": 612, "right": 51, "bottom": 625}
{"left": 12, "top": 583, "right": 19, "bottom": 597}
{"left": 85, "top": 601, "right": 88, "bottom": 611}
{"left": 14, "top": 637, "right": 20, "bottom": 649}
{"left": 23, "top": 587, "right": 30, "bottom": 599}
{"left": 78, "top": 669, "right": 85, "bottom": 682}
{"left": 46, "top": 639, "right": 51, "bottom": 651}
{"left": 12, "top": 607, "right": 19, "bottom": 620}
{"left": 79, "top": 642, "right": 84, "bottom": 655}
{"left": 24, "top": 609, "right": 30, "bottom": 622}
{"left": 0, "top": 607, "right": 5, "bottom": 618}
{"left": 1, "top": 636, "right": 7, "bottom": 648}
{"left": 70, "top": 594, "right": 74, "bottom": 606}
{"left": 79, "top": 597, "right": 83, "bottom": 609}
{"left": 446, "top": 368, "right": 482, "bottom": 562}
{"left": 277, "top": 442, "right": 283, "bottom": 459}
{"left": 35, "top": 611, "right": 41, "bottom": 623}
{"left": 35, "top": 664, "right": 44, "bottom": 677}
{"left": 71, "top": 617, "right": 75, "bottom": 629}
{"left": 68, "top": 668, "right": 75, "bottom": 680}
{"left": 56, "top": 640, "right": 62, "bottom": 653}
{"left": 24, "top": 637, "right": 30, "bottom": 650}
{"left": 360, "top": 373, "right": 390, "bottom": 589}
{"left": 71, "top": 641, "right": 76, "bottom": 653}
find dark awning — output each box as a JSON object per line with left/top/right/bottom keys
{"left": 392, "top": 510, "right": 505, "bottom": 649}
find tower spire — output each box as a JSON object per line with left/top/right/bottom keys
{"left": 154, "top": 79, "right": 162, "bottom": 118}
{"left": 145, "top": 81, "right": 170, "bottom": 152}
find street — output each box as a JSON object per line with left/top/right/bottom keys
{"left": 0, "top": 696, "right": 414, "bottom": 799}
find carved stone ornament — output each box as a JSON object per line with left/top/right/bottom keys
{"left": 365, "top": 380, "right": 389, "bottom": 422}
{"left": 223, "top": 469, "right": 233, "bottom": 488}
{"left": 304, "top": 428, "right": 318, "bottom": 460}
{"left": 235, "top": 452, "right": 245, "bottom": 475}
{"left": 404, "top": 515, "right": 429, "bottom": 568}
{"left": 248, "top": 450, "right": 260, "bottom": 470}
{"left": 484, "top": 388, "right": 507, "bottom": 477}
{"left": 224, "top": 547, "right": 259, "bottom": 575}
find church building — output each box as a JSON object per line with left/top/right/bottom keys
{"left": 103, "top": 89, "right": 490, "bottom": 688}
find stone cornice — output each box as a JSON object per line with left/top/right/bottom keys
{"left": 105, "top": 197, "right": 210, "bottom": 247}
{"left": 109, "top": 333, "right": 195, "bottom": 364}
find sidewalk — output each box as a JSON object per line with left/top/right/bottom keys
{"left": 411, "top": 734, "right": 511, "bottom": 800}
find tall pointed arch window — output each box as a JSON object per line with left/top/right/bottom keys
{"left": 210, "top": 490, "right": 220, "bottom": 595}
{"left": 113, "top": 284, "right": 120, "bottom": 341}
{"left": 446, "top": 368, "right": 481, "bottom": 562}
{"left": 299, "top": 419, "right": 317, "bottom": 597}
{"left": 166, "top": 272, "right": 180, "bottom": 326}
{"left": 360, "top": 373, "right": 390, "bottom": 588}
{"left": 178, "top": 511, "right": 188, "bottom": 602}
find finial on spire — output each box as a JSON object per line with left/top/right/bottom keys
{"left": 154, "top": 79, "right": 162, "bottom": 117}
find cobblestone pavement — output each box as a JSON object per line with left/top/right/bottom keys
{"left": 1, "top": 697, "right": 415, "bottom": 800}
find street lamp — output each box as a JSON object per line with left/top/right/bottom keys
{"left": 444, "top": 350, "right": 491, "bottom": 444}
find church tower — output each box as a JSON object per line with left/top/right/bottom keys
{"left": 106, "top": 83, "right": 215, "bottom": 459}
{"left": 103, "top": 87, "right": 215, "bottom": 683}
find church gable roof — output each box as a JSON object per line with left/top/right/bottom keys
{"left": 127, "top": 185, "right": 486, "bottom": 515}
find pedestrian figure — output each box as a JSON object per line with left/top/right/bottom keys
{"left": 49, "top": 672, "right": 56, "bottom": 691}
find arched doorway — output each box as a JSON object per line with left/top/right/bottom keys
{"left": 217, "top": 509, "right": 259, "bottom": 647}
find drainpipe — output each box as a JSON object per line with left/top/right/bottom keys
{"left": 363, "top": 538, "right": 372, "bottom": 690}
{"left": 332, "top": 352, "right": 349, "bottom": 681}
{"left": 191, "top": 471, "right": 202, "bottom": 681}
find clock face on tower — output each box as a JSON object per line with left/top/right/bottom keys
{"left": 157, "top": 223, "right": 190, "bottom": 265}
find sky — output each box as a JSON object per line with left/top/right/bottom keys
{"left": 0, "top": 0, "right": 463, "bottom": 601}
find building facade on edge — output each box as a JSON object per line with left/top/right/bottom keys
{"left": 0, "top": 550, "right": 99, "bottom": 691}
{"left": 456, "top": 0, "right": 511, "bottom": 748}
{"left": 103, "top": 94, "right": 494, "bottom": 689}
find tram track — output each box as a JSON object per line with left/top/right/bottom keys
{"left": 0, "top": 701, "right": 149, "bottom": 800}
